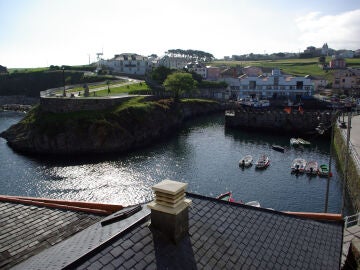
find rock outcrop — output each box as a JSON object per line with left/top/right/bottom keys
{"left": 0, "top": 99, "right": 223, "bottom": 155}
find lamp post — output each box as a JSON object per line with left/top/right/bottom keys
{"left": 324, "top": 111, "right": 336, "bottom": 212}
{"left": 62, "top": 67, "right": 66, "bottom": 97}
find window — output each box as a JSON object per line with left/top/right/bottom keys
{"left": 249, "top": 81, "right": 256, "bottom": 90}
{"left": 296, "top": 81, "right": 303, "bottom": 90}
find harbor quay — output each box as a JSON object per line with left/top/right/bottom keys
{"left": 225, "top": 107, "right": 333, "bottom": 136}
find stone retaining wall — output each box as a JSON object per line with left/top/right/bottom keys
{"left": 40, "top": 96, "right": 135, "bottom": 113}
{"left": 334, "top": 127, "right": 360, "bottom": 211}
{"left": 225, "top": 108, "right": 332, "bottom": 135}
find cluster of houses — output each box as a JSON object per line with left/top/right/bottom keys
{"left": 99, "top": 51, "right": 360, "bottom": 101}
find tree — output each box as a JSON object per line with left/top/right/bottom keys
{"left": 163, "top": 72, "right": 197, "bottom": 100}
{"left": 151, "top": 66, "right": 173, "bottom": 84}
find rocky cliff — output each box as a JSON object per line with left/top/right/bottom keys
{"left": 0, "top": 98, "right": 223, "bottom": 155}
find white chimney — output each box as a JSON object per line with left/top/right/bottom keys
{"left": 147, "top": 180, "right": 191, "bottom": 244}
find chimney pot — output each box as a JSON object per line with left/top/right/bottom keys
{"left": 148, "top": 180, "right": 191, "bottom": 244}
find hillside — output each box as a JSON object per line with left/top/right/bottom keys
{"left": 210, "top": 57, "right": 360, "bottom": 81}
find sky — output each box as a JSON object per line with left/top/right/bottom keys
{"left": 0, "top": 0, "right": 360, "bottom": 68}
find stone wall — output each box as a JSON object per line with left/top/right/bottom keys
{"left": 334, "top": 127, "right": 360, "bottom": 211}
{"left": 40, "top": 96, "right": 135, "bottom": 113}
{"left": 225, "top": 108, "right": 332, "bottom": 135}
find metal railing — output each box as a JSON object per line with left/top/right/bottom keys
{"left": 344, "top": 212, "right": 360, "bottom": 228}
{"left": 340, "top": 128, "right": 360, "bottom": 173}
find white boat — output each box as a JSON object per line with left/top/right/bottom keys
{"left": 290, "top": 138, "right": 299, "bottom": 146}
{"left": 304, "top": 161, "right": 318, "bottom": 175}
{"left": 255, "top": 155, "right": 270, "bottom": 169}
{"left": 239, "top": 155, "right": 253, "bottom": 167}
{"left": 245, "top": 201, "right": 261, "bottom": 207}
{"left": 297, "top": 138, "right": 311, "bottom": 146}
{"left": 291, "top": 158, "right": 307, "bottom": 173}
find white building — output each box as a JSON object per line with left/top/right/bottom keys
{"left": 185, "top": 62, "right": 207, "bottom": 79}
{"left": 224, "top": 69, "right": 314, "bottom": 100}
{"left": 101, "top": 53, "right": 149, "bottom": 75}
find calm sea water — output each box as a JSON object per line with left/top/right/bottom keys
{"left": 0, "top": 111, "right": 353, "bottom": 214}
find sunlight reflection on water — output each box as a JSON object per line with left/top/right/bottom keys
{"left": 40, "top": 163, "right": 158, "bottom": 206}
{"left": 0, "top": 111, "right": 353, "bottom": 213}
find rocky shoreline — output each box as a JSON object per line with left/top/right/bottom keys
{"left": 0, "top": 99, "right": 224, "bottom": 156}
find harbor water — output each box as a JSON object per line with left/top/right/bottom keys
{"left": 0, "top": 111, "right": 352, "bottom": 214}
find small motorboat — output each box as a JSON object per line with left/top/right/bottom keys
{"left": 318, "top": 164, "right": 331, "bottom": 177}
{"left": 216, "top": 193, "right": 260, "bottom": 207}
{"left": 272, "top": 145, "right": 285, "bottom": 152}
{"left": 239, "top": 155, "right": 253, "bottom": 167}
{"left": 290, "top": 138, "right": 299, "bottom": 146}
{"left": 255, "top": 155, "right": 270, "bottom": 169}
{"left": 297, "top": 138, "right": 311, "bottom": 146}
{"left": 304, "top": 161, "right": 318, "bottom": 175}
{"left": 216, "top": 192, "right": 242, "bottom": 204}
{"left": 291, "top": 158, "right": 307, "bottom": 173}
{"left": 216, "top": 191, "right": 233, "bottom": 202}
{"left": 245, "top": 201, "right": 261, "bottom": 207}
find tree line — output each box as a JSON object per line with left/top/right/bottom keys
{"left": 165, "top": 49, "right": 214, "bottom": 62}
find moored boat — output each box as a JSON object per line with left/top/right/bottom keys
{"left": 245, "top": 201, "right": 261, "bottom": 207}
{"left": 239, "top": 155, "right": 253, "bottom": 167}
{"left": 297, "top": 138, "right": 311, "bottom": 146}
{"left": 272, "top": 145, "right": 285, "bottom": 152}
{"left": 304, "top": 161, "right": 318, "bottom": 175}
{"left": 255, "top": 155, "right": 270, "bottom": 169}
{"left": 216, "top": 191, "right": 234, "bottom": 202}
{"left": 291, "top": 158, "right": 307, "bottom": 173}
{"left": 290, "top": 138, "right": 299, "bottom": 146}
{"left": 318, "top": 164, "right": 331, "bottom": 177}
{"left": 216, "top": 193, "right": 260, "bottom": 207}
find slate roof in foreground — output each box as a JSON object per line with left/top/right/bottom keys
{"left": 8, "top": 193, "right": 344, "bottom": 270}
{"left": 0, "top": 201, "right": 103, "bottom": 270}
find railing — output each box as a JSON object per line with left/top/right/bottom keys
{"left": 340, "top": 128, "right": 360, "bottom": 173}
{"left": 344, "top": 212, "right": 360, "bottom": 228}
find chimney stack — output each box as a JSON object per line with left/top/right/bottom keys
{"left": 147, "top": 180, "right": 191, "bottom": 244}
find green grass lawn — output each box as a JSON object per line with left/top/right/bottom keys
{"left": 94, "top": 82, "right": 150, "bottom": 96}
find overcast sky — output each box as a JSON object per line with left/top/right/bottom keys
{"left": 1, "top": 0, "right": 359, "bottom": 68}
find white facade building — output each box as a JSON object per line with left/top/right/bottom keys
{"left": 101, "top": 53, "right": 149, "bottom": 75}
{"left": 185, "top": 63, "right": 207, "bottom": 79}
{"left": 224, "top": 69, "right": 314, "bottom": 100}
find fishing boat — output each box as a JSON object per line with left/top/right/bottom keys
{"left": 290, "top": 138, "right": 299, "bottom": 146}
{"left": 239, "top": 155, "right": 253, "bottom": 167}
{"left": 216, "top": 191, "right": 234, "bottom": 202}
{"left": 272, "top": 145, "right": 285, "bottom": 152}
{"left": 304, "top": 161, "right": 318, "bottom": 175}
{"left": 291, "top": 158, "right": 307, "bottom": 173}
{"left": 245, "top": 201, "right": 261, "bottom": 207}
{"left": 318, "top": 164, "right": 331, "bottom": 177}
{"left": 297, "top": 138, "right": 311, "bottom": 146}
{"left": 216, "top": 193, "right": 260, "bottom": 207}
{"left": 255, "top": 155, "right": 270, "bottom": 169}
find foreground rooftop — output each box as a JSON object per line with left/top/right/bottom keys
{"left": 3, "top": 192, "right": 344, "bottom": 270}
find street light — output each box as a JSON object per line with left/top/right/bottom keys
{"left": 62, "top": 67, "right": 66, "bottom": 97}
